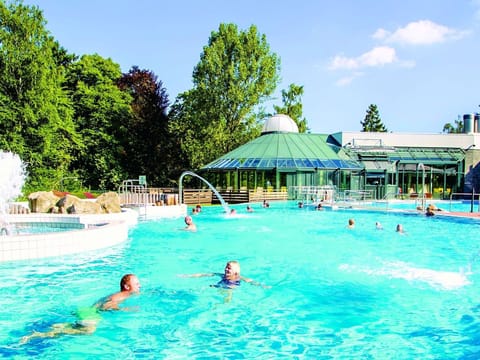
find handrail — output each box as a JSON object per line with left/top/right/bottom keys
{"left": 382, "top": 190, "right": 397, "bottom": 200}
{"left": 449, "top": 192, "right": 479, "bottom": 212}
{"left": 417, "top": 163, "right": 426, "bottom": 211}
{"left": 289, "top": 185, "right": 336, "bottom": 203}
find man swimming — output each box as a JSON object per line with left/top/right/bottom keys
{"left": 20, "top": 274, "right": 141, "bottom": 343}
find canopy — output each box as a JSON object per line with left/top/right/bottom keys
{"left": 203, "top": 133, "right": 363, "bottom": 171}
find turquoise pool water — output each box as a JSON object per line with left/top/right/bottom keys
{"left": 1, "top": 201, "right": 480, "bottom": 359}
{"left": 3, "top": 222, "right": 85, "bottom": 235}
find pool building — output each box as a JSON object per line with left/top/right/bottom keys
{"left": 200, "top": 114, "right": 480, "bottom": 202}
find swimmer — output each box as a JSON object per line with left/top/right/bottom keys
{"left": 427, "top": 203, "right": 440, "bottom": 211}
{"left": 375, "top": 222, "right": 383, "bottom": 230}
{"left": 425, "top": 207, "right": 435, "bottom": 217}
{"left": 184, "top": 216, "right": 197, "bottom": 231}
{"left": 396, "top": 224, "right": 404, "bottom": 234}
{"left": 246, "top": 205, "right": 254, "bottom": 212}
{"left": 347, "top": 218, "right": 355, "bottom": 229}
{"left": 298, "top": 202, "right": 304, "bottom": 208}
{"left": 317, "top": 203, "right": 323, "bottom": 211}
{"left": 195, "top": 204, "right": 202, "bottom": 213}
{"left": 230, "top": 208, "right": 237, "bottom": 215}
{"left": 262, "top": 200, "right": 270, "bottom": 208}
{"left": 20, "top": 274, "right": 141, "bottom": 344}
{"left": 179, "top": 260, "right": 269, "bottom": 289}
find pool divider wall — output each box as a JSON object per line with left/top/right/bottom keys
{"left": 0, "top": 210, "right": 138, "bottom": 262}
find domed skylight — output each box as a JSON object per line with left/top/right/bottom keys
{"left": 261, "top": 114, "right": 299, "bottom": 134}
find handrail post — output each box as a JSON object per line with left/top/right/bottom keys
{"left": 471, "top": 188, "right": 475, "bottom": 213}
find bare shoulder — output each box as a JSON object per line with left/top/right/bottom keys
{"left": 98, "top": 291, "right": 131, "bottom": 311}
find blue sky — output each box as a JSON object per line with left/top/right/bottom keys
{"left": 26, "top": 0, "right": 480, "bottom": 134}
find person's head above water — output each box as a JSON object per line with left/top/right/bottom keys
{"left": 120, "top": 274, "right": 141, "bottom": 293}
{"left": 347, "top": 218, "right": 355, "bottom": 228}
{"left": 184, "top": 215, "right": 197, "bottom": 231}
{"left": 224, "top": 260, "right": 241, "bottom": 279}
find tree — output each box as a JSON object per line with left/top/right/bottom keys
{"left": 442, "top": 118, "right": 463, "bottom": 133}
{"left": 169, "top": 23, "right": 280, "bottom": 169}
{"left": 118, "top": 66, "right": 175, "bottom": 185}
{"left": 0, "top": 1, "right": 79, "bottom": 192}
{"left": 273, "top": 83, "right": 308, "bottom": 133}
{"left": 65, "top": 54, "right": 132, "bottom": 190}
{"left": 361, "top": 104, "right": 387, "bottom": 132}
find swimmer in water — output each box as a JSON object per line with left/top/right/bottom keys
{"left": 184, "top": 216, "right": 197, "bottom": 231}
{"left": 347, "top": 218, "right": 355, "bottom": 229}
{"left": 396, "top": 224, "right": 405, "bottom": 234}
{"left": 179, "top": 261, "right": 269, "bottom": 289}
{"left": 20, "top": 274, "right": 141, "bottom": 344}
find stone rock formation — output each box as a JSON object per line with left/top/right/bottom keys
{"left": 27, "top": 191, "right": 122, "bottom": 214}
{"left": 95, "top": 192, "right": 122, "bottom": 213}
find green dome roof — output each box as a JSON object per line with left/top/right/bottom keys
{"left": 203, "top": 132, "right": 362, "bottom": 170}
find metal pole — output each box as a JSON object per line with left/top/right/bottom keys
{"left": 471, "top": 188, "right": 475, "bottom": 213}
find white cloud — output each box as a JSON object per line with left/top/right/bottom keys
{"left": 372, "top": 28, "right": 389, "bottom": 40}
{"left": 374, "top": 20, "right": 469, "bottom": 45}
{"left": 328, "top": 46, "right": 398, "bottom": 70}
{"left": 335, "top": 72, "right": 364, "bottom": 87}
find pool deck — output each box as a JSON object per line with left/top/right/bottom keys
{"left": 439, "top": 211, "right": 480, "bottom": 219}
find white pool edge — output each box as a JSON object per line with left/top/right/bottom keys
{"left": 0, "top": 205, "right": 187, "bottom": 262}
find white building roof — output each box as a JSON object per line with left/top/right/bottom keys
{"left": 334, "top": 131, "right": 479, "bottom": 150}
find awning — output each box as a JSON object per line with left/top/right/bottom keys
{"left": 362, "top": 160, "right": 394, "bottom": 172}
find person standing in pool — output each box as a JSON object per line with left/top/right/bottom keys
{"left": 347, "top": 218, "right": 355, "bottom": 229}
{"left": 396, "top": 224, "right": 405, "bottom": 234}
{"left": 20, "top": 274, "right": 141, "bottom": 343}
{"left": 180, "top": 260, "right": 269, "bottom": 289}
{"left": 184, "top": 215, "right": 197, "bottom": 231}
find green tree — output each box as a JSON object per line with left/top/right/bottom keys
{"left": 442, "top": 119, "right": 463, "bottom": 133}
{"left": 361, "top": 104, "right": 387, "bottom": 132}
{"left": 0, "top": 1, "right": 79, "bottom": 192}
{"left": 65, "top": 54, "right": 132, "bottom": 190}
{"left": 273, "top": 83, "right": 308, "bottom": 133}
{"left": 169, "top": 23, "right": 280, "bottom": 169}
{"left": 118, "top": 66, "right": 175, "bottom": 186}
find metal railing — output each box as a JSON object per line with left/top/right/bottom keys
{"left": 449, "top": 192, "right": 480, "bottom": 212}
{"left": 289, "top": 186, "right": 336, "bottom": 203}
{"left": 338, "top": 189, "right": 374, "bottom": 202}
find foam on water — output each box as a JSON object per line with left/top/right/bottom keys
{"left": 340, "top": 260, "right": 471, "bottom": 290}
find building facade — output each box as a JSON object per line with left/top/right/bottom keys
{"left": 200, "top": 114, "right": 480, "bottom": 200}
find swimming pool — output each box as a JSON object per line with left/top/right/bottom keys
{"left": 2, "top": 201, "right": 480, "bottom": 358}
{"left": 2, "top": 221, "right": 85, "bottom": 235}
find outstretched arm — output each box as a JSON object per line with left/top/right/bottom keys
{"left": 178, "top": 272, "right": 219, "bottom": 278}
{"left": 241, "top": 276, "right": 271, "bottom": 289}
